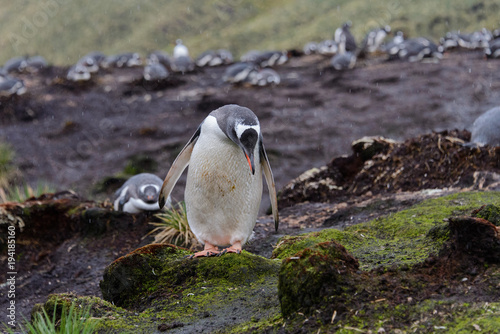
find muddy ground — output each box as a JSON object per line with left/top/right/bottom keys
{"left": 1, "top": 49, "right": 500, "bottom": 323}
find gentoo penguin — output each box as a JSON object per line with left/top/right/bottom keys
{"left": 0, "top": 76, "right": 26, "bottom": 97}
{"left": 383, "top": 31, "right": 405, "bottom": 57}
{"left": 143, "top": 62, "right": 169, "bottom": 81}
{"left": 173, "top": 39, "right": 189, "bottom": 58}
{"left": 77, "top": 52, "right": 106, "bottom": 73}
{"left": 195, "top": 49, "right": 233, "bottom": 67}
{"left": 170, "top": 55, "right": 195, "bottom": 74}
{"left": 3, "top": 57, "right": 28, "bottom": 73}
{"left": 240, "top": 50, "right": 262, "bottom": 62}
{"left": 253, "top": 51, "right": 289, "bottom": 67}
{"left": 148, "top": 50, "right": 171, "bottom": 68}
{"left": 330, "top": 51, "right": 357, "bottom": 70}
{"left": 158, "top": 104, "right": 279, "bottom": 257}
{"left": 67, "top": 63, "right": 91, "bottom": 81}
{"left": 359, "top": 26, "right": 391, "bottom": 56}
{"left": 251, "top": 68, "right": 281, "bottom": 86}
{"left": 102, "top": 53, "right": 142, "bottom": 68}
{"left": 303, "top": 42, "right": 318, "bottom": 55}
{"left": 469, "top": 107, "right": 500, "bottom": 147}
{"left": 440, "top": 31, "right": 460, "bottom": 51}
{"left": 114, "top": 173, "right": 170, "bottom": 213}
{"left": 396, "top": 38, "right": 442, "bottom": 62}
{"left": 222, "top": 62, "right": 259, "bottom": 84}
{"left": 485, "top": 38, "right": 500, "bottom": 59}
{"left": 26, "top": 56, "right": 48, "bottom": 72}
{"left": 335, "top": 22, "right": 357, "bottom": 54}
{"left": 317, "top": 40, "right": 338, "bottom": 56}
{"left": 457, "top": 28, "right": 492, "bottom": 49}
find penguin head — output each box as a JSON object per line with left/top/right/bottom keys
{"left": 211, "top": 105, "right": 261, "bottom": 175}
{"left": 139, "top": 184, "right": 160, "bottom": 203}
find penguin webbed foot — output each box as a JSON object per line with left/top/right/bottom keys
{"left": 219, "top": 242, "right": 242, "bottom": 256}
{"left": 187, "top": 243, "right": 220, "bottom": 258}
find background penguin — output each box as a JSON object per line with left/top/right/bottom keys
{"left": 158, "top": 104, "right": 279, "bottom": 257}
{"left": 303, "top": 41, "right": 318, "bottom": 55}
{"left": 147, "top": 50, "right": 171, "bottom": 69}
{"left": 102, "top": 52, "right": 142, "bottom": 68}
{"left": 358, "top": 26, "right": 391, "bottom": 57}
{"left": 251, "top": 68, "right": 281, "bottom": 86}
{"left": 173, "top": 39, "right": 190, "bottom": 58}
{"left": 0, "top": 76, "right": 26, "bottom": 97}
{"left": 26, "top": 56, "right": 48, "bottom": 72}
{"left": 77, "top": 52, "right": 106, "bottom": 73}
{"left": 335, "top": 22, "right": 357, "bottom": 54}
{"left": 67, "top": 63, "right": 91, "bottom": 82}
{"left": 485, "top": 38, "right": 500, "bottom": 59}
{"left": 114, "top": 173, "right": 170, "bottom": 213}
{"left": 143, "top": 62, "right": 169, "bottom": 81}
{"left": 331, "top": 51, "right": 357, "bottom": 70}
{"left": 317, "top": 40, "right": 338, "bottom": 56}
{"left": 195, "top": 49, "right": 233, "bottom": 67}
{"left": 222, "top": 62, "right": 259, "bottom": 84}
{"left": 469, "top": 106, "right": 500, "bottom": 147}
{"left": 3, "top": 57, "right": 28, "bottom": 73}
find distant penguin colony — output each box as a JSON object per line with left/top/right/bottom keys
{"left": 0, "top": 26, "right": 497, "bottom": 94}
{"left": 158, "top": 104, "right": 279, "bottom": 257}
{"left": 114, "top": 173, "right": 171, "bottom": 213}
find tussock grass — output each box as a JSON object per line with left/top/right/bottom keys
{"left": 3, "top": 300, "right": 98, "bottom": 334}
{"left": 147, "top": 201, "right": 200, "bottom": 250}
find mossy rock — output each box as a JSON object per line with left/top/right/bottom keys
{"left": 273, "top": 191, "right": 500, "bottom": 270}
{"left": 100, "top": 244, "right": 191, "bottom": 308}
{"left": 472, "top": 204, "right": 500, "bottom": 225}
{"left": 278, "top": 241, "right": 359, "bottom": 317}
{"left": 98, "top": 243, "right": 282, "bottom": 332}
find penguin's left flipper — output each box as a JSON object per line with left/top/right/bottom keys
{"left": 260, "top": 140, "right": 279, "bottom": 231}
{"left": 159, "top": 126, "right": 201, "bottom": 209}
{"left": 118, "top": 191, "right": 131, "bottom": 212}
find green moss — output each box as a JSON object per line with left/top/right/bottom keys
{"left": 97, "top": 244, "right": 282, "bottom": 332}
{"left": 273, "top": 191, "right": 500, "bottom": 270}
{"left": 472, "top": 204, "right": 500, "bottom": 225}
{"left": 278, "top": 241, "right": 359, "bottom": 317}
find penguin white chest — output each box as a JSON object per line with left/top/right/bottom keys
{"left": 185, "top": 117, "right": 262, "bottom": 247}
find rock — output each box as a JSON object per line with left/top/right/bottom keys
{"left": 278, "top": 240, "right": 359, "bottom": 317}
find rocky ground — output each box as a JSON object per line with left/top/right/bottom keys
{"left": 0, "top": 49, "right": 500, "bottom": 332}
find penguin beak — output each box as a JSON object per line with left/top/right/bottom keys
{"left": 244, "top": 151, "right": 255, "bottom": 175}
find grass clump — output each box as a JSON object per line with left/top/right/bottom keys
{"left": 0, "top": 182, "right": 55, "bottom": 204}
{"left": 147, "top": 201, "right": 200, "bottom": 250}
{"left": 3, "top": 300, "right": 98, "bottom": 334}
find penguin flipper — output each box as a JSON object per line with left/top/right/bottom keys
{"left": 260, "top": 140, "right": 279, "bottom": 231}
{"left": 159, "top": 126, "right": 201, "bottom": 208}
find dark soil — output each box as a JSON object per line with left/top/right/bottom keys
{"left": 1, "top": 50, "right": 500, "bottom": 325}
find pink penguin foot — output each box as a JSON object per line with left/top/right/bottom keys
{"left": 189, "top": 243, "right": 220, "bottom": 258}
{"left": 218, "top": 242, "right": 242, "bottom": 256}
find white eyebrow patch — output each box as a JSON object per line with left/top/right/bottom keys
{"left": 139, "top": 184, "right": 160, "bottom": 193}
{"left": 235, "top": 123, "right": 260, "bottom": 139}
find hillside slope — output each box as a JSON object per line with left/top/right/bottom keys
{"left": 1, "top": 0, "right": 498, "bottom": 65}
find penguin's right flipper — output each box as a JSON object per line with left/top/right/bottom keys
{"left": 159, "top": 126, "right": 201, "bottom": 208}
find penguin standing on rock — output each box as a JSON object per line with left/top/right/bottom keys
{"left": 159, "top": 105, "right": 279, "bottom": 258}
{"left": 114, "top": 173, "right": 170, "bottom": 213}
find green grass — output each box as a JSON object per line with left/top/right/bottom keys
{"left": 0, "top": 182, "right": 56, "bottom": 203}
{"left": 3, "top": 300, "right": 98, "bottom": 334}
{"left": 1, "top": 0, "right": 499, "bottom": 65}
{"left": 0, "top": 141, "right": 15, "bottom": 189}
